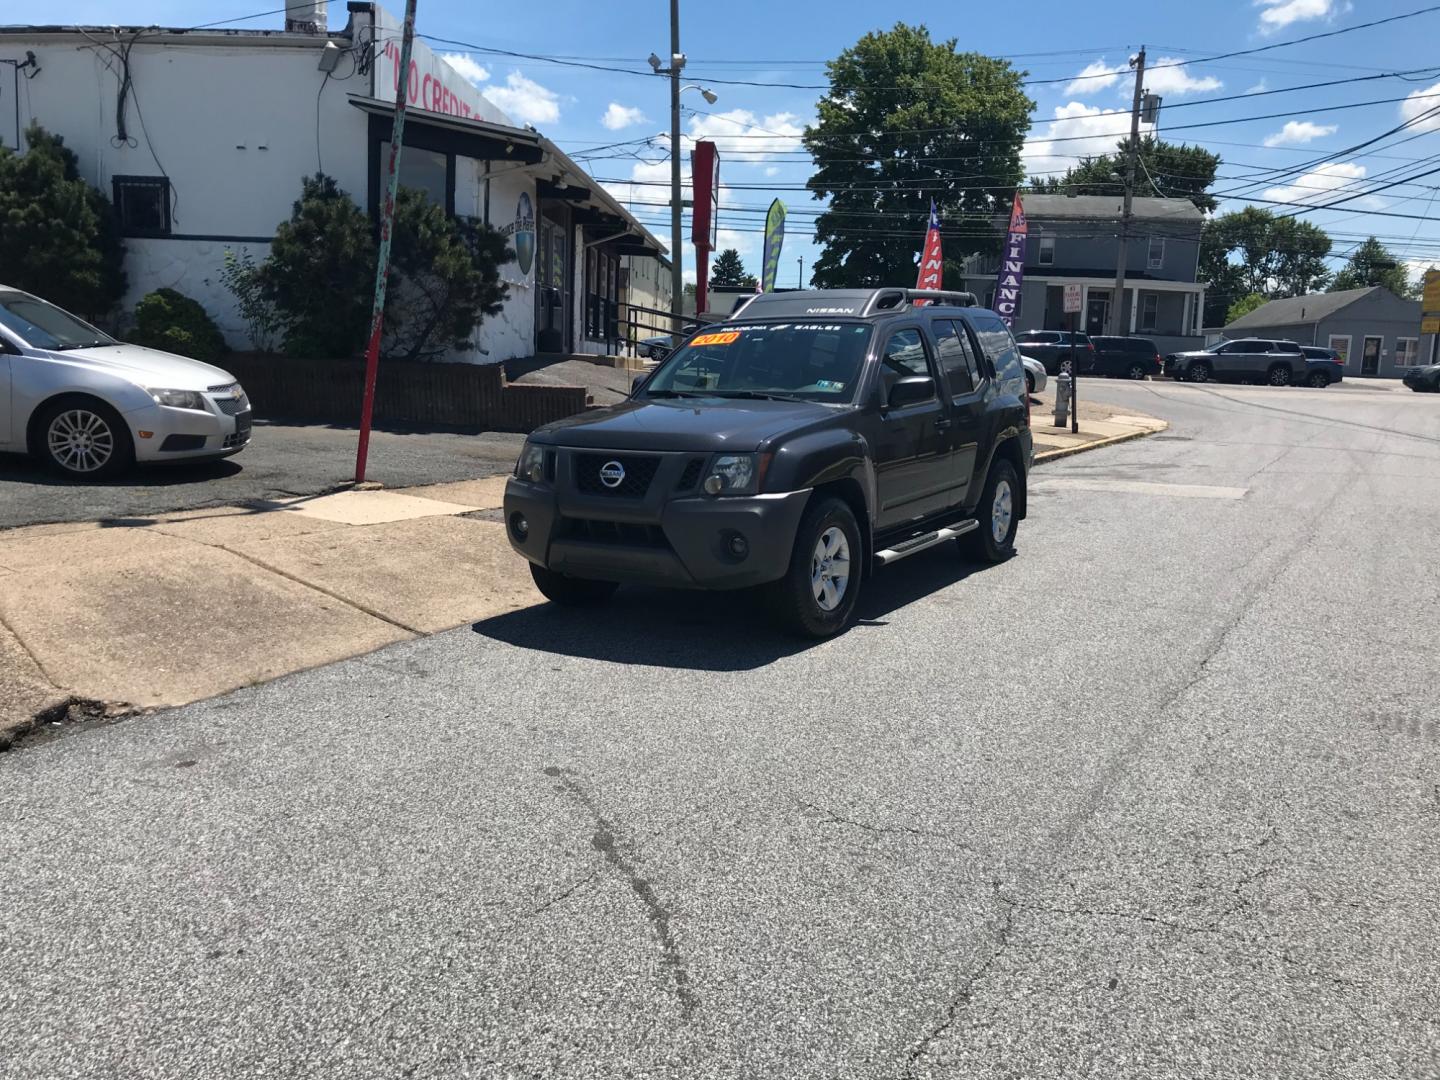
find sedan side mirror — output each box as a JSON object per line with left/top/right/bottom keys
{"left": 887, "top": 375, "right": 935, "bottom": 408}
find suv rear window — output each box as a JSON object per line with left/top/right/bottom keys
{"left": 646, "top": 321, "right": 874, "bottom": 402}
{"left": 1017, "top": 331, "right": 1058, "bottom": 343}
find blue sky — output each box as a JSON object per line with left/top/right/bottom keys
{"left": 26, "top": 0, "right": 1440, "bottom": 287}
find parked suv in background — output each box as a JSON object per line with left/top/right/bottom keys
{"left": 1165, "top": 338, "right": 1307, "bottom": 385}
{"left": 1015, "top": 330, "right": 1094, "bottom": 375}
{"left": 1300, "top": 346, "right": 1346, "bottom": 387}
{"left": 505, "top": 288, "right": 1034, "bottom": 638}
{"left": 1087, "top": 335, "right": 1163, "bottom": 380}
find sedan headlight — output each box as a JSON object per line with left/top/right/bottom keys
{"left": 148, "top": 388, "right": 207, "bottom": 411}
{"left": 515, "top": 441, "right": 547, "bottom": 483}
{"left": 703, "top": 453, "right": 768, "bottom": 496}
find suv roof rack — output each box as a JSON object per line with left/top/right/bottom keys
{"left": 727, "top": 288, "right": 979, "bottom": 321}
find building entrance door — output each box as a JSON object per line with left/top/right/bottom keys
{"left": 1086, "top": 290, "right": 1110, "bottom": 337}
{"left": 536, "top": 216, "right": 571, "bottom": 353}
{"left": 1361, "top": 335, "right": 1382, "bottom": 376}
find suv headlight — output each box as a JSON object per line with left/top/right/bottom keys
{"left": 148, "top": 388, "right": 207, "bottom": 410}
{"left": 703, "top": 453, "right": 768, "bottom": 496}
{"left": 515, "top": 441, "right": 547, "bottom": 483}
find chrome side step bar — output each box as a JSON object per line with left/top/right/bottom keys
{"left": 874, "top": 519, "right": 979, "bottom": 566}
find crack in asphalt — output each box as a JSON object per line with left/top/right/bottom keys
{"left": 792, "top": 798, "right": 959, "bottom": 841}
{"left": 544, "top": 766, "right": 698, "bottom": 1019}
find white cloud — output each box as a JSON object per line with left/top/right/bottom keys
{"left": 1064, "top": 60, "right": 1125, "bottom": 96}
{"left": 764, "top": 166, "right": 780, "bottom": 178}
{"left": 687, "top": 109, "right": 805, "bottom": 162}
{"left": 1023, "top": 101, "right": 1150, "bottom": 175}
{"left": 1246, "top": 79, "right": 1270, "bottom": 95}
{"left": 1144, "top": 58, "right": 1222, "bottom": 96}
{"left": 1263, "top": 120, "right": 1338, "bottom": 146}
{"left": 1262, "top": 161, "right": 1367, "bottom": 205}
{"left": 601, "top": 103, "right": 648, "bottom": 131}
{"left": 484, "top": 71, "right": 561, "bottom": 126}
{"left": 1401, "top": 79, "right": 1440, "bottom": 133}
{"left": 440, "top": 53, "right": 490, "bottom": 86}
{"left": 1256, "top": 0, "right": 1340, "bottom": 33}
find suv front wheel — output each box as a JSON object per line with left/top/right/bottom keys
{"left": 767, "top": 495, "right": 861, "bottom": 639}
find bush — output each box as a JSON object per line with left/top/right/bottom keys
{"left": 130, "top": 288, "right": 227, "bottom": 363}
{"left": 219, "top": 248, "right": 281, "bottom": 352}
{"left": 0, "top": 124, "right": 126, "bottom": 322}
{"left": 258, "top": 172, "right": 514, "bottom": 361}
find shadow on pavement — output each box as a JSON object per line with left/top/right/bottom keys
{"left": 470, "top": 543, "right": 996, "bottom": 671}
{"left": 0, "top": 452, "right": 243, "bottom": 488}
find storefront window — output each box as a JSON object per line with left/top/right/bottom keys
{"left": 378, "top": 142, "right": 449, "bottom": 207}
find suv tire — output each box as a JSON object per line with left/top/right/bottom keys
{"left": 1188, "top": 362, "right": 1211, "bottom": 383}
{"left": 36, "top": 396, "right": 135, "bottom": 480}
{"left": 1268, "top": 364, "right": 1293, "bottom": 386}
{"left": 1307, "top": 370, "right": 1330, "bottom": 388}
{"left": 1127, "top": 362, "right": 1147, "bottom": 380}
{"left": 767, "top": 495, "right": 861, "bottom": 639}
{"left": 963, "top": 458, "right": 1019, "bottom": 564}
{"left": 529, "top": 564, "right": 619, "bottom": 607}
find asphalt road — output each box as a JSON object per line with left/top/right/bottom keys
{"left": 3, "top": 380, "right": 1438, "bottom": 1079}
{"left": 0, "top": 422, "right": 524, "bottom": 530}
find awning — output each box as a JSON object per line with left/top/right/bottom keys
{"left": 534, "top": 136, "right": 667, "bottom": 258}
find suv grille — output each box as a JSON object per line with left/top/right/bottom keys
{"left": 558, "top": 516, "right": 670, "bottom": 549}
{"left": 574, "top": 452, "right": 661, "bottom": 497}
{"left": 676, "top": 457, "right": 705, "bottom": 492}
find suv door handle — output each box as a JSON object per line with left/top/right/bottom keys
{"left": 934, "top": 418, "right": 953, "bottom": 430}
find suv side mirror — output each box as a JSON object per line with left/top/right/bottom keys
{"left": 631, "top": 371, "right": 648, "bottom": 394}
{"left": 887, "top": 375, "right": 934, "bottom": 408}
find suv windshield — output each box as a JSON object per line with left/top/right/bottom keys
{"left": 644, "top": 322, "right": 874, "bottom": 402}
{"left": 0, "top": 292, "right": 114, "bottom": 350}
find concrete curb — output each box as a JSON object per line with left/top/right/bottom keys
{"left": 0, "top": 697, "right": 129, "bottom": 753}
{"left": 1033, "top": 421, "right": 1168, "bottom": 465}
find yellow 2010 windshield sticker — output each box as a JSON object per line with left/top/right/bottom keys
{"left": 690, "top": 331, "right": 741, "bottom": 346}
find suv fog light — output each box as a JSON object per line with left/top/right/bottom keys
{"left": 724, "top": 531, "right": 749, "bottom": 560}
{"left": 703, "top": 475, "right": 723, "bottom": 495}
{"left": 510, "top": 512, "right": 529, "bottom": 540}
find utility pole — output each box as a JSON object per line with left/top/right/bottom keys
{"left": 354, "top": 0, "right": 417, "bottom": 483}
{"left": 1108, "top": 45, "right": 1145, "bottom": 337}
{"left": 797, "top": 256, "right": 804, "bottom": 289}
{"left": 668, "top": 0, "right": 683, "bottom": 329}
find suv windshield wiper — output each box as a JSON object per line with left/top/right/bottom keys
{"left": 51, "top": 340, "right": 112, "bottom": 351}
{"left": 643, "top": 388, "right": 703, "bottom": 398}
{"left": 706, "top": 389, "right": 806, "bottom": 402}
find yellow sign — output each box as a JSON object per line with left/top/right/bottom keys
{"left": 690, "top": 331, "right": 741, "bottom": 347}
{"left": 1423, "top": 317, "right": 1440, "bottom": 335}
{"left": 1424, "top": 269, "right": 1440, "bottom": 312}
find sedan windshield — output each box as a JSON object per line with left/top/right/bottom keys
{"left": 645, "top": 322, "right": 873, "bottom": 402}
{"left": 0, "top": 293, "right": 114, "bottom": 350}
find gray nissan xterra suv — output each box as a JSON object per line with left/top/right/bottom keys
{"left": 504, "top": 288, "right": 1035, "bottom": 638}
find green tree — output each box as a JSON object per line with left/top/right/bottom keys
{"left": 1029, "top": 137, "right": 1220, "bottom": 213}
{"left": 129, "top": 288, "right": 227, "bottom": 362}
{"left": 711, "top": 248, "right": 756, "bottom": 288}
{"left": 1225, "top": 293, "right": 1267, "bottom": 325}
{"left": 1198, "top": 207, "right": 1332, "bottom": 326}
{"left": 1328, "top": 237, "right": 1414, "bottom": 297}
{"left": 805, "top": 23, "right": 1033, "bottom": 288}
{"left": 0, "top": 124, "right": 126, "bottom": 321}
{"left": 260, "top": 173, "right": 377, "bottom": 358}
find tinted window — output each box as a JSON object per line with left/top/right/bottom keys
{"left": 646, "top": 322, "right": 874, "bottom": 401}
{"left": 1018, "top": 331, "right": 1057, "bottom": 343}
{"left": 881, "top": 328, "right": 932, "bottom": 379}
{"left": 966, "top": 312, "right": 1024, "bottom": 397}
{"left": 934, "top": 321, "right": 981, "bottom": 395}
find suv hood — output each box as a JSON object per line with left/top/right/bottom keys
{"left": 532, "top": 396, "right": 840, "bottom": 452}
{"left": 34, "top": 343, "right": 237, "bottom": 389}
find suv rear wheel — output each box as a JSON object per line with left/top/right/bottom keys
{"left": 1307, "top": 370, "right": 1330, "bottom": 388}
{"left": 529, "top": 564, "right": 619, "bottom": 606}
{"left": 963, "top": 458, "right": 1019, "bottom": 564}
{"left": 1126, "top": 362, "right": 1147, "bottom": 380}
{"left": 1268, "top": 364, "right": 1293, "bottom": 386}
{"left": 767, "top": 495, "right": 860, "bottom": 639}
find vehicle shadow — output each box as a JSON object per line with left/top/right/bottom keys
{"left": 470, "top": 543, "right": 996, "bottom": 672}
{"left": 0, "top": 452, "right": 243, "bottom": 487}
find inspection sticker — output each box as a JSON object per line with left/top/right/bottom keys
{"left": 690, "top": 331, "right": 741, "bottom": 346}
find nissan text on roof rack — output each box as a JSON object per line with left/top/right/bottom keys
{"left": 504, "top": 288, "right": 1034, "bottom": 638}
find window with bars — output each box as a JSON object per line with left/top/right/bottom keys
{"left": 112, "top": 176, "right": 171, "bottom": 236}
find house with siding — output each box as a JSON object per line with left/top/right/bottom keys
{"left": 1219, "top": 287, "right": 1429, "bottom": 378}
{"left": 959, "top": 194, "right": 1207, "bottom": 354}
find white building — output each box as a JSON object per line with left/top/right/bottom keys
{"left": 0, "top": 0, "right": 667, "bottom": 362}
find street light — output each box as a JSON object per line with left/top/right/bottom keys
{"left": 683, "top": 84, "right": 719, "bottom": 105}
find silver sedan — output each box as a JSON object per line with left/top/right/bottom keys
{"left": 1021, "top": 355, "right": 1047, "bottom": 397}
{"left": 0, "top": 286, "right": 251, "bottom": 479}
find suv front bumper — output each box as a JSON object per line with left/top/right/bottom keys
{"left": 505, "top": 459, "right": 812, "bottom": 590}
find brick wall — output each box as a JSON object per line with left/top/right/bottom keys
{"left": 222, "top": 354, "right": 587, "bottom": 432}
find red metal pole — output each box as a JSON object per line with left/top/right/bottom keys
{"left": 354, "top": 0, "right": 418, "bottom": 484}
{"left": 695, "top": 246, "right": 710, "bottom": 317}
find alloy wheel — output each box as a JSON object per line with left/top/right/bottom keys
{"left": 991, "top": 478, "right": 1014, "bottom": 544}
{"left": 47, "top": 409, "right": 116, "bottom": 474}
{"left": 810, "top": 526, "right": 851, "bottom": 612}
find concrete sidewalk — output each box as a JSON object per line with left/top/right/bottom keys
{"left": 0, "top": 403, "right": 1164, "bottom": 746}
{"left": 1029, "top": 386, "right": 1167, "bottom": 460}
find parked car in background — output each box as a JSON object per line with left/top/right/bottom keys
{"left": 1403, "top": 362, "right": 1440, "bottom": 392}
{"left": 0, "top": 286, "right": 251, "bottom": 479}
{"left": 1300, "top": 346, "right": 1346, "bottom": 387}
{"left": 1087, "top": 335, "right": 1162, "bottom": 380}
{"left": 1165, "top": 339, "right": 1307, "bottom": 385}
{"left": 1021, "top": 355, "right": 1047, "bottom": 396}
{"left": 637, "top": 334, "right": 674, "bottom": 359}
{"left": 1015, "top": 330, "right": 1094, "bottom": 375}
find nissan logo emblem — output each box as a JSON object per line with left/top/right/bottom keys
{"left": 599, "top": 460, "right": 626, "bottom": 488}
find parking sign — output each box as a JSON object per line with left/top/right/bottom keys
{"left": 1063, "top": 284, "right": 1082, "bottom": 314}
